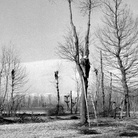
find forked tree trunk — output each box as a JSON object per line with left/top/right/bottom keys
{"left": 67, "top": 0, "right": 92, "bottom": 125}
{"left": 77, "top": 63, "right": 90, "bottom": 124}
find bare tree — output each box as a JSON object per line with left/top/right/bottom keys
{"left": 57, "top": 0, "right": 99, "bottom": 125}
{"left": 96, "top": 0, "right": 138, "bottom": 117}
{"left": 0, "top": 46, "right": 28, "bottom": 116}
{"left": 10, "top": 57, "right": 27, "bottom": 116}
{"left": 54, "top": 70, "right": 60, "bottom": 115}
{"left": 0, "top": 47, "right": 14, "bottom": 114}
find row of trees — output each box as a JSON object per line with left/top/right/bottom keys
{"left": 56, "top": 0, "right": 138, "bottom": 124}
{"left": 20, "top": 95, "right": 55, "bottom": 109}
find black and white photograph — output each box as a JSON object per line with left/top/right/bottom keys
{"left": 0, "top": 0, "right": 138, "bottom": 138}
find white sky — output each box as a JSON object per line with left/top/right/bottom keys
{"left": 0, "top": 0, "right": 137, "bottom": 62}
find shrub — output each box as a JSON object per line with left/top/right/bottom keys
{"left": 47, "top": 105, "right": 64, "bottom": 116}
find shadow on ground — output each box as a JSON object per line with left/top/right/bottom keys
{"left": 126, "top": 125, "right": 138, "bottom": 131}
{"left": 119, "top": 131, "right": 138, "bottom": 137}
{"left": 118, "top": 125, "right": 138, "bottom": 137}
{"left": 75, "top": 119, "right": 124, "bottom": 127}
{"left": 79, "top": 128, "right": 101, "bottom": 135}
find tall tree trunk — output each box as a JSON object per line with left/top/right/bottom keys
{"left": 75, "top": 83, "right": 79, "bottom": 114}
{"left": 3, "top": 75, "right": 9, "bottom": 108}
{"left": 68, "top": 0, "right": 91, "bottom": 125}
{"left": 117, "top": 57, "right": 130, "bottom": 117}
{"left": 90, "top": 95, "right": 98, "bottom": 125}
{"left": 56, "top": 79, "right": 60, "bottom": 115}
{"left": 114, "top": 0, "right": 130, "bottom": 117}
{"left": 108, "top": 72, "right": 112, "bottom": 115}
{"left": 77, "top": 64, "right": 89, "bottom": 124}
{"left": 94, "top": 68, "right": 99, "bottom": 114}
{"left": 55, "top": 71, "right": 60, "bottom": 115}
{"left": 11, "top": 69, "right": 15, "bottom": 116}
{"left": 100, "top": 51, "right": 105, "bottom": 115}
{"left": 70, "top": 91, "right": 73, "bottom": 114}
{"left": 80, "top": 76, "right": 88, "bottom": 124}
{"left": 0, "top": 70, "right": 2, "bottom": 114}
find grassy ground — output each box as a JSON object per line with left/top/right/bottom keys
{"left": 0, "top": 117, "right": 138, "bottom": 138}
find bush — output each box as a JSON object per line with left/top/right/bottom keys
{"left": 47, "top": 105, "right": 64, "bottom": 116}
{"left": 18, "top": 113, "right": 46, "bottom": 123}
{"left": 19, "top": 113, "right": 27, "bottom": 123}
{"left": 30, "top": 115, "right": 45, "bottom": 123}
